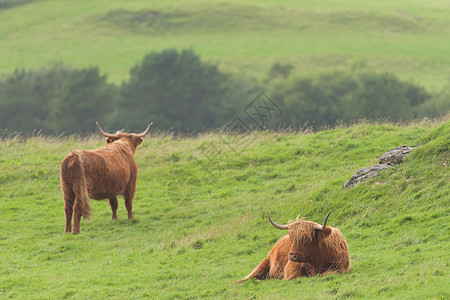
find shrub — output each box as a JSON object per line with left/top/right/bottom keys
{"left": 117, "top": 48, "right": 244, "bottom": 132}
{"left": 48, "top": 67, "right": 116, "bottom": 134}
{"left": 0, "top": 63, "right": 116, "bottom": 136}
{"left": 267, "top": 68, "right": 436, "bottom": 129}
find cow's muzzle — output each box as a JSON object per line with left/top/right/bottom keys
{"left": 289, "top": 253, "right": 303, "bottom": 262}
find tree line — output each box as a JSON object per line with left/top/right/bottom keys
{"left": 0, "top": 49, "right": 448, "bottom": 136}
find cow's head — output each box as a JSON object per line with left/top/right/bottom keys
{"left": 267, "top": 210, "right": 333, "bottom": 265}
{"left": 96, "top": 122, "right": 153, "bottom": 148}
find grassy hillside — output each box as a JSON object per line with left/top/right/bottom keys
{"left": 0, "top": 119, "right": 448, "bottom": 299}
{"left": 0, "top": 0, "right": 449, "bottom": 90}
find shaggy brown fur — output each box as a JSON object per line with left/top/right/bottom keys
{"left": 234, "top": 215, "right": 350, "bottom": 283}
{"left": 61, "top": 130, "right": 148, "bottom": 234}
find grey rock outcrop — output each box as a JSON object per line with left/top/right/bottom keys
{"left": 343, "top": 146, "right": 415, "bottom": 189}
{"left": 342, "top": 164, "right": 390, "bottom": 189}
{"left": 378, "top": 146, "right": 415, "bottom": 166}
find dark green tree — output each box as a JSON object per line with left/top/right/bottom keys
{"left": 350, "top": 73, "right": 412, "bottom": 121}
{"left": 0, "top": 65, "right": 72, "bottom": 135}
{"left": 118, "top": 48, "right": 237, "bottom": 132}
{"left": 0, "top": 64, "right": 116, "bottom": 136}
{"left": 49, "top": 67, "right": 116, "bottom": 134}
{"left": 0, "top": 70, "right": 41, "bottom": 134}
{"left": 269, "top": 70, "right": 358, "bottom": 128}
{"left": 267, "top": 69, "right": 435, "bottom": 129}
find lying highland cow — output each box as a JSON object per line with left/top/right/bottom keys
{"left": 234, "top": 210, "right": 350, "bottom": 283}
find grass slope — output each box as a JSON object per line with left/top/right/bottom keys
{"left": 0, "top": 119, "right": 449, "bottom": 299}
{"left": 0, "top": 0, "right": 449, "bottom": 90}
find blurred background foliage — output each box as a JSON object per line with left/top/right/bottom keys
{"left": 0, "top": 48, "right": 448, "bottom": 136}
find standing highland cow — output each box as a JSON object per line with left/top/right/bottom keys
{"left": 60, "top": 122, "right": 152, "bottom": 234}
{"left": 235, "top": 210, "right": 350, "bottom": 283}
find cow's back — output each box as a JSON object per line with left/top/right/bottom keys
{"left": 319, "top": 228, "right": 351, "bottom": 272}
{"left": 78, "top": 148, "right": 136, "bottom": 199}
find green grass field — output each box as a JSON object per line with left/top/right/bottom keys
{"left": 0, "top": 119, "right": 448, "bottom": 298}
{"left": 1, "top": 0, "right": 449, "bottom": 90}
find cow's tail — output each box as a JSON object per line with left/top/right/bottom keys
{"left": 67, "top": 151, "right": 91, "bottom": 220}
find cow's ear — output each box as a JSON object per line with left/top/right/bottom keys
{"left": 322, "top": 226, "right": 332, "bottom": 239}
{"left": 106, "top": 137, "right": 116, "bottom": 144}
{"left": 135, "top": 137, "right": 143, "bottom": 146}
{"left": 316, "top": 226, "right": 332, "bottom": 239}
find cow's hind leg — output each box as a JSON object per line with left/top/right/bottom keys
{"left": 233, "top": 257, "right": 270, "bottom": 284}
{"left": 109, "top": 196, "right": 118, "bottom": 219}
{"left": 72, "top": 197, "right": 83, "bottom": 234}
{"left": 62, "top": 185, "right": 75, "bottom": 233}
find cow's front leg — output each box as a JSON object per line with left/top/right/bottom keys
{"left": 124, "top": 176, "right": 137, "bottom": 219}
{"left": 284, "top": 261, "right": 310, "bottom": 280}
{"left": 109, "top": 196, "right": 118, "bottom": 219}
{"left": 124, "top": 190, "right": 134, "bottom": 219}
{"left": 319, "top": 270, "right": 339, "bottom": 277}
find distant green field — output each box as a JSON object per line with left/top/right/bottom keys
{"left": 0, "top": 119, "right": 448, "bottom": 298}
{"left": 0, "top": 0, "right": 449, "bottom": 90}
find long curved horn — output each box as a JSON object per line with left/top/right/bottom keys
{"left": 134, "top": 122, "right": 153, "bottom": 137}
{"left": 96, "top": 122, "right": 118, "bottom": 138}
{"left": 267, "top": 210, "right": 290, "bottom": 230}
{"left": 314, "top": 210, "right": 332, "bottom": 231}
